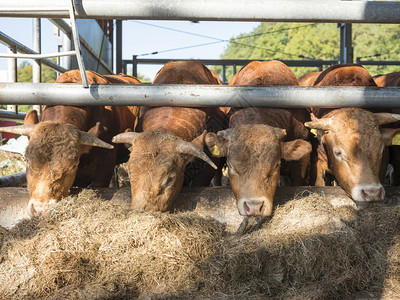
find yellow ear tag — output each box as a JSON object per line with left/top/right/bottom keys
{"left": 210, "top": 145, "right": 220, "bottom": 156}
{"left": 392, "top": 133, "right": 400, "bottom": 145}
{"left": 310, "top": 128, "right": 318, "bottom": 137}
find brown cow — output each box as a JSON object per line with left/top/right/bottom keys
{"left": 298, "top": 71, "right": 322, "bottom": 86}
{"left": 112, "top": 60, "right": 227, "bottom": 212}
{"left": 306, "top": 64, "right": 400, "bottom": 202}
{"left": 373, "top": 71, "right": 400, "bottom": 87}
{"left": 205, "top": 60, "right": 312, "bottom": 217}
{"left": 373, "top": 71, "right": 400, "bottom": 185}
{"left": 0, "top": 70, "right": 141, "bottom": 216}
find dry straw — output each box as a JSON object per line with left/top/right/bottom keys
{"left": 0, "top": 189, "right": 399, "bottom": 299}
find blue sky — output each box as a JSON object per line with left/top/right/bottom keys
{"left": 0, "top": 18, "right": 259, "bottom": 81}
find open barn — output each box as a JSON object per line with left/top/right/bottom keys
{"left": 1, "top": 1, "right": 400, "bottom": 299}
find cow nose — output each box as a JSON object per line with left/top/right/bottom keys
{"left": 360, "top": 186, "right": 385, "bottom": 202}
{"left": 27, "top": 200, "right": 46, "bottom": 217}
{"left": 243, "top": 200, "right": 264, "bottom": 216}
{"left": 238, "top": 197, "right": 273, "bottom": 217}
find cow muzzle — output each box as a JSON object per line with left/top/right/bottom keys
{"left": 27, "top": 199, "right": 57, "bottom": 217}
{"left": 237, "top": 197, "right": 273, "bottom": 217}
{"left": 351, "top": 184, "right": 385, "bottom": 202}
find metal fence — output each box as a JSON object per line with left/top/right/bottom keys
{"left": 125, "top": 57, "right": 340, "bottom": 84}
{"left": 1, "top": 1, "right": 400, "bottom": 109}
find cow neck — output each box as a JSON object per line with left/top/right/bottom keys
{"left": 138, "top": 106, "right": 208, "bottom": 142}
{"left": 229, "top": 107, "right": 306, "bottom": 140}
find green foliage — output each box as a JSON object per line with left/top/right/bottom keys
{"left": 214, "top": 22, "right": 400, "bottom": 81}
{"left": 136, "top": 73, "right": 151, "bottom": 83}
{"left": 17, "top": 59, "right": 57, "bottom": 83}
{"left": 353, "top": 24, "right": 400, "bottom": 76}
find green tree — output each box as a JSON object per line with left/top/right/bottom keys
{"left": 136, "top": 73, "right": 151, "bottom": 83}
{"left": 215, "top": 22, "right": 400, "bottom": 81}
{"left": 17, "top": 59, "right": 57, "bottom": 83}
{"left": 353, "top": 24, "right": 400, "bottom": 76}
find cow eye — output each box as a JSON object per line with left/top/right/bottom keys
{"left": 227, "top": 162, "right": 238, "bottom": 175}
{"left": 333, "top": 149, "right": 344, "bottom": 160}
{"left": 163, "top": 174, "right": 175, "bottom": 188}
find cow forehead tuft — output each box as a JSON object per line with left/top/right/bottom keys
{"left": 330, "top": 110, "right": 379, "bottom": 132}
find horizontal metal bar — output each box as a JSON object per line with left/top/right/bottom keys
{"left": 0, "top": 110, "right": 26, "bottom": 121}
{"left": 127, "top": 58, "right": 339, "bottom": 67}
{"left": 0, "top": 31, "right": 67, "bottom": 74}
{"left": 0, "top": 51, "right": 77, "bottom": 59}
{"left": 0, "top": 172, "right": 26, "bottom": 188}
{"left": 1, "top": 83, "right": 400, "bottom": 109}
{"left": 1, "top": 0, "right": 400, "bottom": 23}
{"left": 356, "top": 60, "right": 400, "bottom": 66}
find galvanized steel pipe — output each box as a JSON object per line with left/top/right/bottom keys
{"left": 1, "top": 0, "right": 400, "bottom": 23}
{"left": 1, "top": 83, "right": 400, "bottom": 108}
{"left": 0, "top": 31, "right": 67, "bottom": 74}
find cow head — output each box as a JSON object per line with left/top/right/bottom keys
{"left": 205, "top": 124, "right": 311, "bottom": 217}
{"left": 305, "top": 109, "right": 400, "bottom": 202}
{"left": 112, "top": 131, "right": 217, "bottom": 211}
{"left": 0, "top": 122, "right": 113, "bottom": 216}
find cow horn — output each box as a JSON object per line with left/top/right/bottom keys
{"left": 304, "top": 118, "right": 332, "bottom": 131}
{"left": 274, "top": 128, "right": 287, "bottom": 140}
{"left": 0, "top": 124, "right": 35, "bottom": 137}
{"left": 176, "top": 141, "right": 217, "bottom": 170}
{"left": 79, "top": 131, "right": 114, "bottom": 149}
{"left": 112, "top": 132, "right": 140, "bottom": 145}
{"left": 374, "top": 113, "right": 400, "bottom": 125}
{"left": 217, "top": 128, "right": 234, "bottom": 140}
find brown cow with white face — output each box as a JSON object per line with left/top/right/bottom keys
{"left": 0, "top": 70, "right": 141, "bottom": 216}
{"left": 306, "top": 64, "right": 400, "bottom": 202}
{"left": 205, "top": 60, "right": 312, "bottom": 217}
{"left": 112, "top": 60, "right": 226, "bottom": 212}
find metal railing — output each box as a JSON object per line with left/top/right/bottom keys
{"left": 1, "top": 83, "right": 400, "bottom": 109}
{"left": 1, "top": 0, "right": 400, "bottom": 23}
{"left": 0, "top": 0, "right": 400, "bottom": 109}
{"left": 125, "top": 58, "right": 340, "bottom": 84}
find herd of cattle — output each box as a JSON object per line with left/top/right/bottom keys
{"left": 1, "top": 60, "right": 400, "bottom": 218}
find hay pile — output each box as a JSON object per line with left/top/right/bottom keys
{"left": 0, "top": 189, "right": 399, "bottom": 299}
{"left": 0, "top": 151, "right": 25, "bottom": 177}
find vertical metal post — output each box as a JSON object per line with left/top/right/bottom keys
{"left": 7, "top": 45, "right": 17, "bottom": 114}
{"left": 122, "top": 60, "right": 126, "bottom": 75}
{"left": 339, "top": 23, "right": 353, "bottom": 64}
{"left": 222, "top": 65, "right": 226, "bottom": 84}
{"left": 62, "top": 26, "right": 72, "bottom": 71}
{"left": 116, "top": 20, "right": 122, "bottom": 74}
{"left": 32, "top": 18, "right": 42, "bottom": 83}
{"left": 132, "top": 55, "right": 138, "bottom": 77}
{"left": 33, "top": 18, "right": 42, "bottom": 116}
{"left": 233, "top": 64, "right": 237, "bottom": 75}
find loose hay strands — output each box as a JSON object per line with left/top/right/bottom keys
{"left": 0, "top": 190, "right": 399, "bottom": 299}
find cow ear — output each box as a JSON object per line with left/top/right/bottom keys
{"left": 282, "top": 139, "right": 312, "bottom": 161}
{"left": 205, "top": 132, "right": 229, "bottom": 157}
{"left": 24, "top": 109, "right": 39, "bottom": 125}
{"left": 191, "top": 130, "right": 207, "bottom": 149}
{"left": 381, "top": 128, "right": 400, "bottom": 146}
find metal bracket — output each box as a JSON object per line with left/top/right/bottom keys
{"left": 68, "top": 0, "right": 88, "bottom": 87}
{"left": 0, "top": 0, "right": 89, "bottom": 88}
